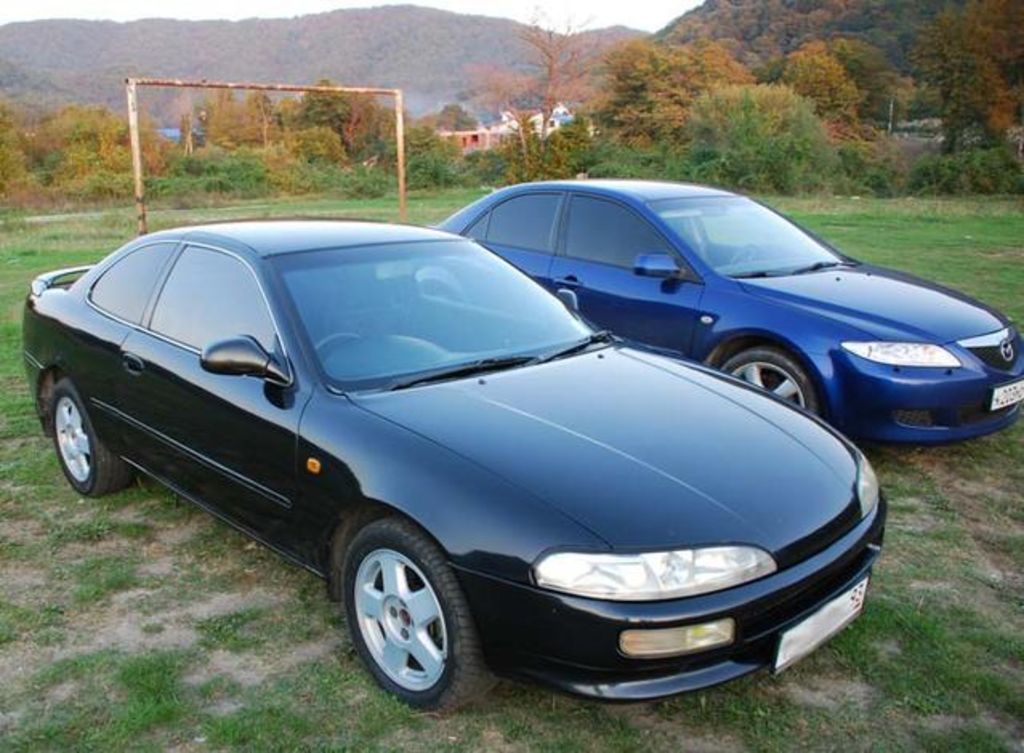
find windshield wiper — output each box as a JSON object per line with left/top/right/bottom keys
{"left": 535, "top": 330, "right": 617, "bottom": 364}
{"left": 731, "top": 270, "right": 780, "bottom": 279}
{"left": 790, "top": 260, "right": 854, "bottom": 275}
{"left": 388, "top": 355, "right": 536, "bottom": 391}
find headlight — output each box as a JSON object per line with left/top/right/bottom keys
{"left": 856, "top": 452, "right": 880, "bottom": 518}
{"left": 533, "top": 546, "right": 777, "bottom": 601}
{"left": 841, "top": 341, "right": 960, "bottom": 368}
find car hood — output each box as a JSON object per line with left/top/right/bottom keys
{"left": 352, "top": 348, "right": 861, "bottom": 565}
{"left": 740, "top": 266, "right": 1005, "bottom": 342}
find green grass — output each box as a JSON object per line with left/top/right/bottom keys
{"left": 0, "top": 189, "right": 1022, "bottom": 751}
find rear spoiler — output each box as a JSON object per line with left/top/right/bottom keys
{"left": 30, "top": 265, "right": 93, "bottom": 297}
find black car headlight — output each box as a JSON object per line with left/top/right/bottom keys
{"left": 856, "top": 451, "right": 880, "bottom": 518}
{"left": 534, "top": 545, "right": 777, "bottom": 601}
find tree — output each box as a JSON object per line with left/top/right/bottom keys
{"left": 829, "top": 38, "right": 904, "bottom": 126}
{"left": 914, "top": 7, "right": 1012, "bottom": 151}
{"left": 685, "top": 84, "right": 836, "bottom": 193}
{"left": 473, "top": 15, "right": 593, "bottom": 177}
{"left": 434, "top": 103, "right": 477, "bottom": 131}
{"left": 598, "top": 39, "right": 753, "bottom": 146}
{"left": 781, "top": 42, "right": 863, "bottom": 125}
{"left": 295, "top": 79, "right": 394, "bottom": 163}
{"left": 0, "top": 100, "right": 27, "bottom": 195}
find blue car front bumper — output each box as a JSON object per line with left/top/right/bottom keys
{"left": 828, "top": 344, "right": 1023, "bottom": 443}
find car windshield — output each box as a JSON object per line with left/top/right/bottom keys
{"left": 650, "top": 196, "right": 846, "bottom": 277}
{"left": 272, "top": 239, "right": 592, "bottom": 391}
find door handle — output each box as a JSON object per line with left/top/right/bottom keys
{"left": 121, "top": 352, "right": 145, "bottom": 376}
{"left": 556, "top": 274, "right": 580, "bottom": 287}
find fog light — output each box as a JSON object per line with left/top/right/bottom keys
{"left": 619, "top": 618, "right": 735, "bottom": 658}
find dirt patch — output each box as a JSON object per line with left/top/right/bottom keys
{"left": 604, "top": 702, "right": 746, "bottom": 751}
{"left": 783, "top": 677, "right": 876, "bottom": 711}
{"left": 183, "top": 635, "right": 340, "bottom": 689}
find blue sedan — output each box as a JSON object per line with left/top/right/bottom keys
{"left": 439, "top": 181, "right": 1024, "bottom": 443}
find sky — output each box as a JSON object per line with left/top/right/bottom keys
{"left": 0, "top": 0, "right": 701, "bottom": 32}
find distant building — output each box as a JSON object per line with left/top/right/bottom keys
{"left": 438, "top": 103, "right": 575, "bottom": 154}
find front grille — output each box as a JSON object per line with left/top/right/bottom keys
{"left": 893, "top": 409, "right": 934, "bottom": 427}
{"left": 963, "top": 327, "right": 1018, "bottom": 371}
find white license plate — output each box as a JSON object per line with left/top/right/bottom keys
{"left": 991, "top": 378, "right": 1024, "bottom": 411}
{"left": 773, "top": 577, "right": 868, "bottom": 673}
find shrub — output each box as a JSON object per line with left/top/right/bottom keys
{"left": 909, "top": 147, "right": 1024, "bottom": 195}
{"left": 684, "top": 85, "right": 837, "bottom": 194}
{"left": 835, "top": 137, "right": 909, "bottom": 197}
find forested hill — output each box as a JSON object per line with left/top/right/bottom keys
{"left": 657, "top": 0, "right": 969, "bottom": 70}
{"left": 0, "top": 5, "right": 639, "bottom": 118}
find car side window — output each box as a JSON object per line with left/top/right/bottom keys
{"left": 89, "top": 242, "right": 177, "bottom": 324}
{"left": 486, "top": 193, "right": 560, "bottom": 253}
{"left": 465, "top": 212, "right": 489, "bottom": 240}
{"left": 564, "top": 195, "right": 670, "bottom": 268}
{"left": 150, "top": 246, "right": 276, "bottom": 352}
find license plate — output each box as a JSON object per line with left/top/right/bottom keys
{"left": 774, "top": 577, "right": 868, "bottom": 673}
{"left": 991, "top": 378, "right": 1024, "bottom": 411}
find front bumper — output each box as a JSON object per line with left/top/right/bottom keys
{"left": 829, "top": 344, "right": 1023, "bottom": 444}
{"left": 454, "top": 499, "right": 886, "bottom": 701}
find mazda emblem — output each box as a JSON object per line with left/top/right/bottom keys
{"left": 1001, "top": 338, "right": 1015, "bottom": 362}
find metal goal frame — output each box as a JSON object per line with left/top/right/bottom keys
{"left": 125, "top": 76, "right": 407, "bottom": 235}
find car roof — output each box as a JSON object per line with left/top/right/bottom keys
{"left": 506, "top": 179, "right": 736, "bottom": 201}
{"left": 152, "top": 220, "right": 459, "bottom": 257}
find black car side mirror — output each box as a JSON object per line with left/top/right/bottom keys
{"left": 633, "top": 253, "right": 682, "bottom": 279}
{"left": 556, "top": 288, "right": 579, "bottom": 312}
{"left": 201, "top": 336, "right": 290, "bottom": 386}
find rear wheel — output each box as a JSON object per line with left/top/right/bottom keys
{"left": 722, "top": 346, "right": 821, "bottom": 415}
{"left": 51, "top": 378, "right": 134, "bottom": 496}
{"left": 341, "top": 517, "right": 494, "bottom": 710}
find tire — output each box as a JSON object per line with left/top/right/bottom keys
{"left": 721, "top": 346, "right": 821, "bottom": 415}
{"left": 341, "top": 517, "right": 495, "bottom": 710}
{"left": 50, "top": 378, "right": 134, "bottom": 497}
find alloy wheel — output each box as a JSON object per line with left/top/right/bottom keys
{"left": 354, "top": 548, "right": 448, "bottom": 691}
{"left": 55, "top": 396, "right": 91, "bottom": 482}
{"left": 731, "top": 361, "right": 807, "bottom": 408}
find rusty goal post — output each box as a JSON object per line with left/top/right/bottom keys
{"left": 125, "top": 77, "right": 407, "bottom": 235}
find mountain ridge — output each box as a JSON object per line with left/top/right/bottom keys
{"left": 0, "top": 5, "right": 641, "bottom": 119}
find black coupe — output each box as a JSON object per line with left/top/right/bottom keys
{"left": 23, "top": 221, "right": 885, "bottom": 709}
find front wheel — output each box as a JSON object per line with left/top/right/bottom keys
{"left": 722, "top": 346, "right": 821, "bottom": 415}
{"left": 341, "top": 517, "right": 494, "bottom": 710}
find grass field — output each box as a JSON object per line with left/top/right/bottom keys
{"left": 1, "top": 190, "right": 1022, "bottom": 752}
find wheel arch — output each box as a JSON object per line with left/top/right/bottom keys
{"left": 703, "top": 331, "right": 830, "bottom": 419}
{"left": 35, "top": 365, "right": 66, "bottom": 436}
{"left": 324, "top": 499, "right": 443, "bottom": 602}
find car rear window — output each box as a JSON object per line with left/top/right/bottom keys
{"left": 486, "top": 193, "right": 561, "bottom": 253}
{"left": 89, "top": 242, "right": 177, "bottom": 324}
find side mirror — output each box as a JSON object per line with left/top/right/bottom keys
{"left": 634, "top": 253, "right": 681, "bottom": 279}
{"left": 200, "top": 336, "right": 290, "bottom": 385}
{"left": 556, "top": 288, "right": 579, "bottom": 312}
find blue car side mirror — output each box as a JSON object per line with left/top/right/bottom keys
{"left": 634, "top": 253, "right": 681, "bottom": 279}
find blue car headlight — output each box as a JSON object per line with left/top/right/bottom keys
{"left": 856, "top": 451, "right": 880, "bottom": 518}
{"left": 841, "top": 341, "right": 961, "bottom": 368}
{"left": 534, "top": 546, "right": 777, "bottom": 601}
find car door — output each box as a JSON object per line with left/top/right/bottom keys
{"left": 80, "top": 240, "right": 180, "bottom": 453}
{"left": 469, "top": 192, "right": 563, "bottom": 290}
{"left": 548, "top": 193, "right": 705, "bottom": 357}
{"left": 114, "top": 244, "right": 305, "bottom": 544}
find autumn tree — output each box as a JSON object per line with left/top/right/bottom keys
{"left": 473, "top": 15, "right": 592, "bottom": 179}
{"left": 781, "top": 41, "right": 863, "bottom": 126}
{"left": 598, "top": 39, "right": 753, "bottom": 146}
{"left": 295, "top": 79, "right": 393, "bottom": 163}
{"left": 0, "top": 100, "right": 27, "bottom": 194}
{"left": 829, "top": 38, "right": 905, "bottom": 126}
{"left": 914, "top": 5, "right": 1014, "bottom": 151}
